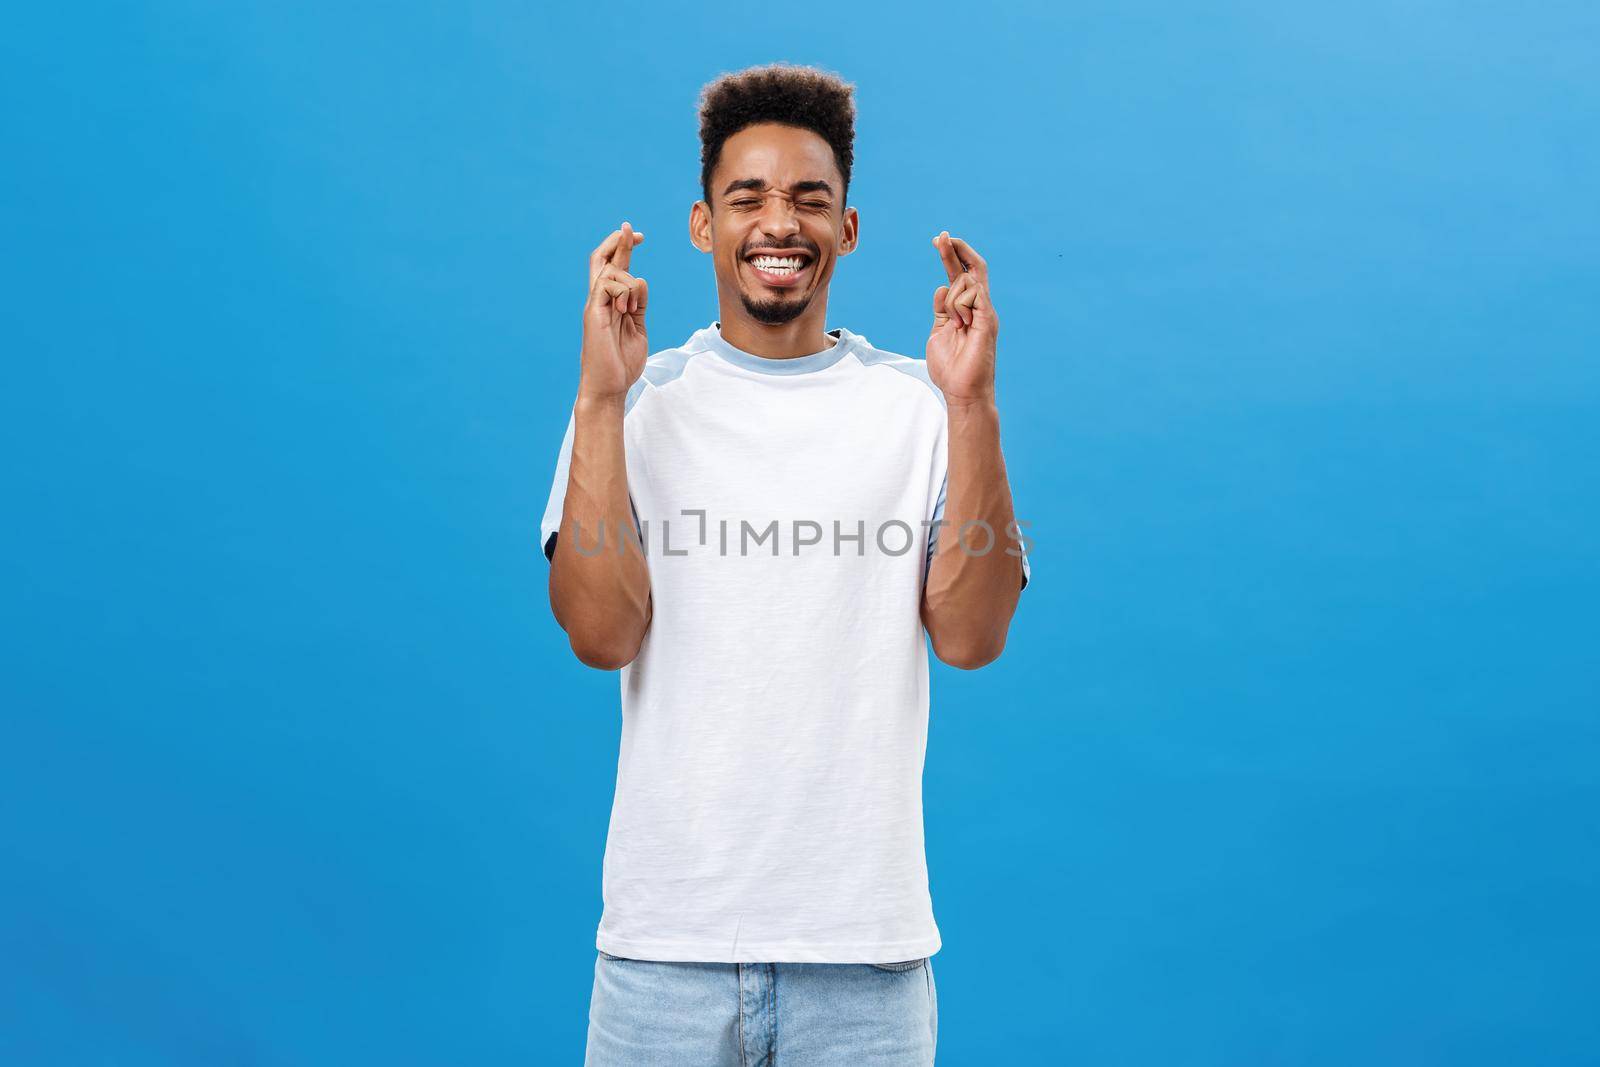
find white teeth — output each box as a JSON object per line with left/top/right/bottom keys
{"left": 750, "top": 255, "right": 806, "bottom": 274}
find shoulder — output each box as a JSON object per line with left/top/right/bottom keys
{"left": 622, "top": 333, "right": 716, "bottom": 415}
{"left": 845, "top": 332, "right": 947, "bottom": 411}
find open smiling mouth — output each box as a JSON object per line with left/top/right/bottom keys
{"left": 744, "top": 253, "right": 813, "bottom": 289}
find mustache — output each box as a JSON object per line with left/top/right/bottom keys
{"left": 742, "top": 243, "right": 817, "bottom": 257}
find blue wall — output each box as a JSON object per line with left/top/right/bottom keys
{"left": 3, "top": 3, "right": 1596, "bottom": 1063}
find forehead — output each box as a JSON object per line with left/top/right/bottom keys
{"left": 713, "top": 122, "right": 842, "bottom": 191}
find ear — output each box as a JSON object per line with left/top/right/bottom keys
{"left": 689, "top": 200, "right": 713, "bottom": 253}
{"left": 838, "top": 205, "right": 860, "bottom": 256}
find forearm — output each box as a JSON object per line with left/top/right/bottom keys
{"left": 550, "top": 392, "right": 652, "bottom": 669}
{"left": 921, "top": 394, "right": 1023, "bottom": 668}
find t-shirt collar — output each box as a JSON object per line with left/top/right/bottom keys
{"left": 704, "top": 320, "right": 858, "bottom": 376}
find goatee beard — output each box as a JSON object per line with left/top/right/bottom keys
{"left": 741, "top": 290, "right": 810, "bottom": 325}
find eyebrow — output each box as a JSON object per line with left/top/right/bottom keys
{"left": 721, "top": 178, "right": 835, "bottom": 198}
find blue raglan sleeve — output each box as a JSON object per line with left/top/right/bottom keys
{"left": 539, "top": 408, "right": 577, "bottom": 562}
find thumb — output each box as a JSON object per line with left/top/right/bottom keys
{"left": 932, "top": 284, "right": 951, "bottom": 329}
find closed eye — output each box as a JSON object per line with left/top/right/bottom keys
{"left": 728, "top": 198, "right": 831, "bottom": 210}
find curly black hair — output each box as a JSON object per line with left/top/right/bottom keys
{"left": 697, "top": 63, "right": 857, "bottom": 210}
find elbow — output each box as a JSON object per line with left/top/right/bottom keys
{"left": 567, "top": 633, "right": 641, "bottom": 671}
{"left": 930, "top": 632, "right": 1008, "bottom": 671}
{"left": 563, "top": 619, "right": 646, "bottom": 671}
{"left": 550, "top": 578, "right": 650, "bottom": 671}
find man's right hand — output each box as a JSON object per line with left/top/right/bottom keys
{"left": 582, "top": 221, "right": 649, "bottom": 402}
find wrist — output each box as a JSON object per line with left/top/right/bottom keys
{"left": 943, "top": 389, "right": 998, "bottom": 416}
{"left": 575, "top": 388, "right": 628, "bottom": 415}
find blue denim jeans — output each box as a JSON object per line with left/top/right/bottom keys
{"left": 583, "top": 952, "right": 938, "bottom": 1066}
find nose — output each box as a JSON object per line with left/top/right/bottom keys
{"left": 756, "top": 194, "right": 802, "bottom": 242}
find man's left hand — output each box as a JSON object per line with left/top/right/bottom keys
{"left": 925, "top": 231, "right": 999, "bottom": 405}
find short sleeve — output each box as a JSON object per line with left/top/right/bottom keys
{"left": 538, "top": 408, "right": 578, "bottom": 562}
{"left": 924, "top": 467, "right": 1031, "bottom": 592}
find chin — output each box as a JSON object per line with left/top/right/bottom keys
{"left": 741, "top": 291, "right": 812, "bottom": 326}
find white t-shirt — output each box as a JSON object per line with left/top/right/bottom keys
{"left": 539, "top": 320, "right": 1030, "bottom": 963}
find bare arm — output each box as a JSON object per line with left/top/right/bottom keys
{"left": 549, "top": 222, "right": 653, "bottom": 670}
{"left": 920, "top": 232, "right": 1024, "bottom": 669}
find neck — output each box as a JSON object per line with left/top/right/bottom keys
{"left": 715, "top": 294, "right": 834, "bottom": 359}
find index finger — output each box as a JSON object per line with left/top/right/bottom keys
{"left": 933, "top": 230, "right": 964, "bottom": 283}
{"left": 589, "top": 224, "right": 646, "bottom": 286}
{"left": 612, "top": 220, "right": 644, "bottom": 272}
{"left": 945, "top": 236, "right": 988, "bottom": 285}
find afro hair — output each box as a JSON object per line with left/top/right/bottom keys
{"left": 697, "top": 63, "right": 857, "bottom": 209}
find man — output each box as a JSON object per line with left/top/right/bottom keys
{"left": 539, "top": 62, "right": 1030, "bottom": 1066}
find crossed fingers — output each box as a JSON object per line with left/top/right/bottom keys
{"left": 590, "top": 221, "right": 648, "bottom": 317}
{"left": 933, "top": 231, "right": 991, "bottom": 328}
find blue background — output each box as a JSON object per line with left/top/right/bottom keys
{"left": 4, "top": 3, "right": 1597, "bottom": 1063}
